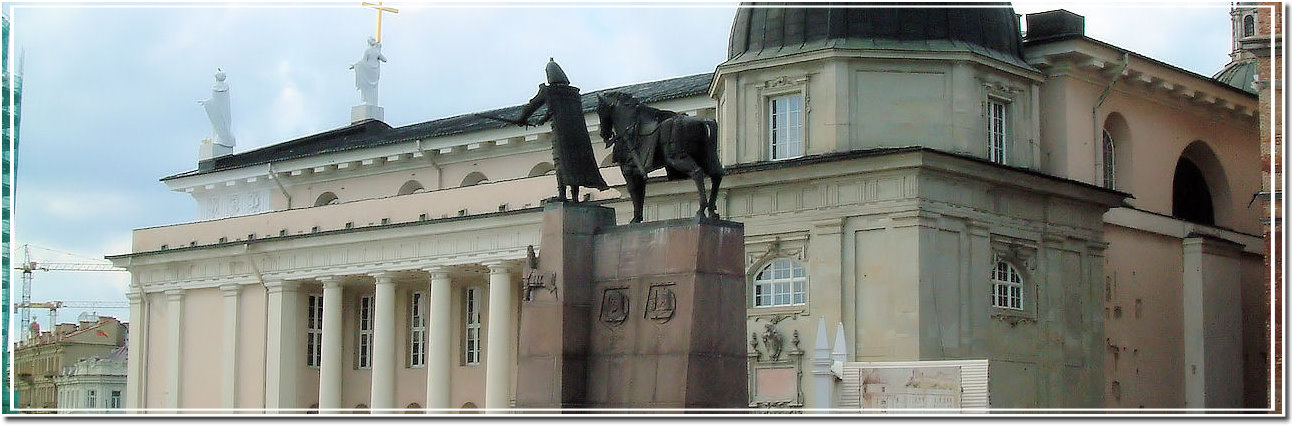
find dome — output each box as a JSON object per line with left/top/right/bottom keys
{"left": 724, "top": 3, "right": 1031, "bottom": 69}
{"left": 1213, "top": 59, "right": 1257, "bottom": 95}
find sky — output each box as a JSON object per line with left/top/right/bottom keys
{"left": 4, "top": 0, "right": 1244, "bottom": 327}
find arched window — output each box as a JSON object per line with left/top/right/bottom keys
{"left": 1244, "top": 14, "right": 1256, "bottom": 37}
{"left": 314, "top": 192, "right": 339, "bottom": 207}
{"left": 1101, "top": 113, "right": 1130, "bottom": 192}
{"left": 527, "top": 162, "right": 555, "bottom": 177}
{"left": 991, "top": 259, "right": 1024, "bottom": 310}
{"left": 397, "top": 180, "right": 425, "bottom": 195}
{"left": 1172, "top": 157, "right": 1215, "bottom": 225}
{"left": 1102, "top": 129, "right": 1116, "bottom": 189}
{"left": 752, "top": 258, "right": 807, "bottom": 307}
{"left": 461, "top": 172, "right": 488, "bottom": 187}
{"left": 405, "top": 402, "right": 421, "bottom": 414}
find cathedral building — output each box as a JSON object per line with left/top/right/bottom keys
{"left": 107, "top": 4, "right": 1270, "bottom": 412}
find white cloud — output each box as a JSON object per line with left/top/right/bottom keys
{"left": 26, "top": 188, "right": 138, "bottom": 222}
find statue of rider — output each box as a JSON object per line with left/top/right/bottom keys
{"left": 517, "top": 58, "right": 609, "bottom": 202}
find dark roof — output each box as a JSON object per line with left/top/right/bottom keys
{"left": 164, "top": 72, "right": 714, "bottom": 181}
{"left": 724, "top": 2, "right": 1032, "bottom": 69}
{"left": 1213, "top": 58, "right": 1258, "bottom": 95}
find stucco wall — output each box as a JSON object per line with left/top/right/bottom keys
{"left": 179, "top": 287, "right": 222, "bottom": 410}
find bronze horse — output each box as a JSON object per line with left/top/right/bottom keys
{"left": 596, "top": 92, "right": 723, "bottom": 223}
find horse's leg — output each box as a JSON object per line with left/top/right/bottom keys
{"left": 622, "top": 164, "right": 646, "bottom": 223}
{"left": 571, "top": 185, "right": 580, "bottom": 203}
{"left": 629, "top": 175, "right": 646, "bottom": 223}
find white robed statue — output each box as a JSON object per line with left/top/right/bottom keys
{"left": 350, "top": 37, "right": 387, "bottom": 105}
{"left": 198, "top": 69, "right": 235, "bottom": 147}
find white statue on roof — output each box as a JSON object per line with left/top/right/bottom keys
{"left": 350, "top": 37, "right": 387, "bottom": 105}
{"left": 198, "top": 69, "right": 235, "bottom": 148}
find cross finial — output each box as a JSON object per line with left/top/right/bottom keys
{"left": 361, "top": 2, "right": 399, "bottom": 43}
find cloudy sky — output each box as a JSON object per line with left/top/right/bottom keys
{"left": 6, "top": 1, "right": 1244, "bottom": 327}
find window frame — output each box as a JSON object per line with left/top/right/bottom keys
{"left": 409, "top": 291, "right": 427, "bottom": 368}
{"left": 767, "top": 93, "right": 806, "bottom": 161}
{"left": 86, "top": 389, "right": 96, "bottom": 409}
{"left": 987, "top": 98, "right": 1009, "bottom": 165}
{"left": 306, "top": 294, "right": 323, "bottom": 368}
{"left": 357, "top": 295, "right": 374, "bottom": 369}
{"left": 109, "top": 390, "right": 121, "bottom": 409}
{"left": 1102, "top": 128, "right": 1116, "bottom": 189}
{"left": 751, "top": 258, "right": 808, "bottom": 308}
{"left": 990, "top": 259, "right": 1025, "bottom": 310}
{"left": 463, "top": 287, "right": 482, "bottom": 366}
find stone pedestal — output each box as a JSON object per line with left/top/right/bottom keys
{"left": 517, "top": 202, "right": 748, "bottom": 410}
{"left": 351, "top": 104, "right": 384, "bottom": 123}
{"left": 517, "top": 202, "right": 616, "bottom": 409}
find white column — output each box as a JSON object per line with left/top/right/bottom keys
{"left": 483, "top": 262, "right": 514, "bottom": 410}
{"left": 425, "top": 267, "right": 452, "bottom": 410}
{"left": 220, "top": 283, "right": 242, "bottom": 412}
{"left": 370, "top": 272, "right": 398, "bottom": 411}
{"left": 164, "top": 289, "right": 184, "bottom": 412}
{"left": 264, "top": 280, "right": 301, "bottom": 412}
{"left": 125, "top": 290, "right": 145, "bottom": 412}
{"left": 318, "top": 276, "right": 345, "bottom": 414}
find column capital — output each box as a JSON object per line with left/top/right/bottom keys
{"left": 264, "top": 280, "right": 301, "bottom": 294}
{"left": 127, "top": 291, "right": 145, "bottom": 303}
{"left": 318, "top": 275, "right": 346, "bottom": 288}
{"left": 424, "top": 266, "right": 450, "bottom": 281}
{"left": 483, "top": 261, "right": 512, "bottom": 275}
{"left": 164, "top": 288, "right": 186, "bottom": 299}
{"left": 370, "top": 271, "right": 399, "bottom": 284}
{"left": 219, "top": 283, "right": 243, "bottom": 296}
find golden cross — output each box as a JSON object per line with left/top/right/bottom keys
{"left": 362, "top": 1, "right": 399, "bottom": 42}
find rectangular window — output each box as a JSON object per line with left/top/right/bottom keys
{"left": 769, "top": 94, "right": 804, "bottom": 160}
{"left": 86, "top": 390, "right": 96, "bottom": 409}
{"left": 987, "top": 99, "right": 1008, "bottom": 164}
{"left": 409, "top": 292, "right": 427, "bottom": 367}
{"left": 109, "top": 391, "right": 121, "bottom": 409}
{"left": 357, "top": 295, "right": 374, "bottom": 369}
{"left": 306, "top": 294, "right": 323, "bottom": 367}
{"left": 463, "top": 287, "right": 482, "bottom": 365}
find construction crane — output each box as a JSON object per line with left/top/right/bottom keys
{"left": 14, "top": 244, "right": 125, "bottom": 341}
{"left": 12, "top": 300, "right": 131, "bottom": 337}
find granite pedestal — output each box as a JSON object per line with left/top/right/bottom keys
{"left": 516, "top": 202, "right": 747, "bottom": 410}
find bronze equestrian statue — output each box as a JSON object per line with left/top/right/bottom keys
{"left": 596, "top": 91, "right": 722, "bottom": 223}
{"left": 515, "top": 59, "right": 610, "bottom": 202}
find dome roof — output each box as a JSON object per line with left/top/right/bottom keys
{"left": 1213, "top": 59, "right": 1257, "bottom": 95}
{"left": 724, "top": 3, "right": 1031, "bottom": 69}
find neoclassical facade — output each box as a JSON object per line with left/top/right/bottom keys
{"left": 109, "top": 5, "right": 1269, "bottom": 412}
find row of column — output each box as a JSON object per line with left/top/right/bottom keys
{"left": 271, "top": 261, "right": 515, "bottom": 412}
{"left": 128, "top": 261, "right": 515, "bottom": 413}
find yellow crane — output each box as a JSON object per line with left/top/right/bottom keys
{"left": 14, "top": 244, "right": 125, "bottom": 340}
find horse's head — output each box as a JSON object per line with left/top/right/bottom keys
{"left": 596, "top": 93, "right": 616, "bottom": 147}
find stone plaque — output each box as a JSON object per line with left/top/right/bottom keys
{"left": 644, "top": 283, "right": 677, "bottom": 323}
{"left": 600, "top": 288, "right": 629, "bottom": 325}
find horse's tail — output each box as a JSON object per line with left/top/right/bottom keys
{"left": 703, "top": 118, "right": 720, "bottom": 169}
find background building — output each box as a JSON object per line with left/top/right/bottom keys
{"left": 3, "top": 12, "right": 23, "bottom": 413}
{"left": 1238, "top": 1, "right": 1284, "bottom": 414}
{"left": 53, "top": 341, "right": 127, "bottom": 414}
{"left": 13, "top": 316, "right": 127, "bottom": 412}
{"left": 109, "top": 4, "right": 1271, "bottom": 412}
